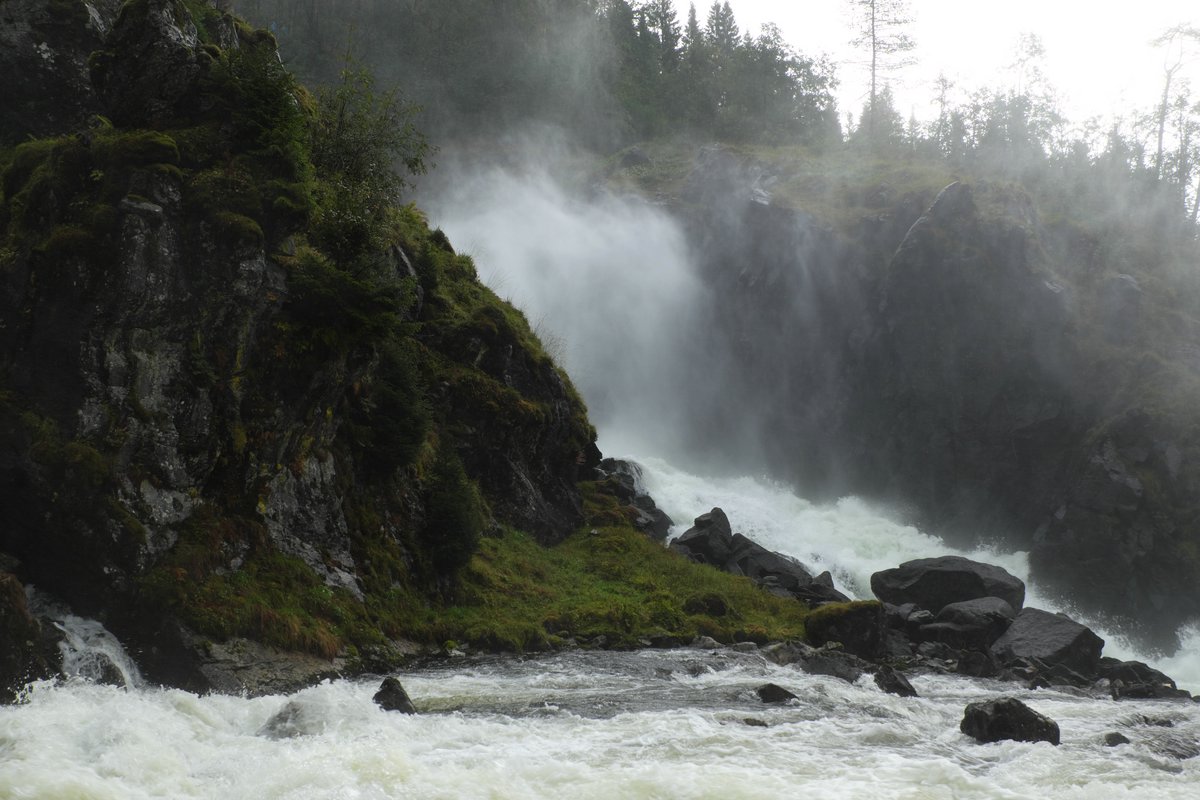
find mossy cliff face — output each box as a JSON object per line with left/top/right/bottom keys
{"left": 0, "top": 0, "right": 595, "bottom": 692}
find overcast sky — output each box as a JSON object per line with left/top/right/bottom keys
{"left": 717, "top": 1, "right": 1198, "bottom": 132}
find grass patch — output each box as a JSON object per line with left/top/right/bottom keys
{"left": 425, "top": 525, "right": 809, "bottom": 652}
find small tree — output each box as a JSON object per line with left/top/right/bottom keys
{"left": 308, "top": 65, "right": 430, "bottom": 268}
{"left": 848, "top": 0, "right": 915, "bottom": 141}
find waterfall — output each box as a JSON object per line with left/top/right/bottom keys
{"left": 25, "top": 588, "right": 143, "bottom": 689}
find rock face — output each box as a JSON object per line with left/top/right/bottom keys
{"left": 0, "top": 0, "right": 123, "bottom": 145}
{"left": 871, "top": 556, "right": 1025, "bottom": 614}
{"left": 0, "top": 1, "right": 595, "bottom": 693}
{"left": 960, "top": 697, "right": 1060, "bottom": 745}
{"left": 991, "top": 607, "right": 1105, "bottom": 678}
{"left": 671, "top": 508, "right": 849, "bottom": 604}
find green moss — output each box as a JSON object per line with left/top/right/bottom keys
{"left": 210, "top": 211, "right": 264, "bottom": 246}
{"left": 422, "top": 525, "right": 809, "bottom": 651}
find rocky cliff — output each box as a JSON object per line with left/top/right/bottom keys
{"left": 0, "top": 0, "right": 596, "bottom": 695}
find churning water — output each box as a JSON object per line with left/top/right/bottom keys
{"left": 3, "top": 645, "right": 1199, "bottom": 799}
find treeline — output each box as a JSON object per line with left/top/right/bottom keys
{"left": 235, "top": 1, "right": 1199, "bottom": 241}
{"left": 235, "top": 0, "right": 839, "bottom": 148}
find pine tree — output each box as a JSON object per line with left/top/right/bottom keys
{"left": 848, "top": 0, "right": 915, "bottom": 140}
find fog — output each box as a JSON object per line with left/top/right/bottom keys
{"left": 424, "top": 153, "right": 707, "bottom": 462}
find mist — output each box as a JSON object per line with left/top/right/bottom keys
{"left": 423, "top": 152, "right": 706, "bottom": 462}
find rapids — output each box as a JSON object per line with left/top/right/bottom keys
{"left": 3, "top": 646, "right": 1199, "bottom": 799}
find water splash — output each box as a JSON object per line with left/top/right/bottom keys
{"left": 25, "top": 588, "right": 143, "bottom": 689}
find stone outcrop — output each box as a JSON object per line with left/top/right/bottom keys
{"left": 671, "top": 508, "right": 849, "bottom": 605}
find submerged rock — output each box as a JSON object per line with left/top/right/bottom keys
{"left": 756, "top": 683, "right": 798, "bottom": 704}
{"left": 373, "top": 677, "right": 417, "bottom": 713}
{"left": 960, "top": 697, "right": 1060, "bottom": 746}
{"left": 874, "top": 665, "right": 918, "bottom": 697}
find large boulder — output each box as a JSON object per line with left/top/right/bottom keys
{"left": 990, "top": 607, "right": 1104, "bottom": 678}
{"left": 960, "top": 697, "right": 1060, "bottom": 745}
{"left": 871, "top": 556, "right": 1025, "bottom": 613}
{"left": 917, "top": 596, "right": 1016, "bottom": 650}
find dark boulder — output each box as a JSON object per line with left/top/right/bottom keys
{"left": 1098, "top": 658, "right": 1191, "bottom": 701}
{"left": 373, "top": 677, "right": 417, "bottom": 713}
{"left": 874, "top": 665, "right": 918, "bottom": 697}
{"left": 671, "top": 508, "right": 736, "bottom": 565}
{"left": 991, "top": 608, "right": 1104, "bottom": 678}
{"left": 871, "top": 556, "right": 1025, "bottom": 614}
{"left": 756, "top": 683, "right": 798, "bottom": 703}
{"left": 917, "top": 597, "right": 1015, "bottom": 651}
{"left": 804, "top": 601, "right": 884, "bottom": 659}
{"left": 672, "top": 508, "right": 849, "bottom": 603}
{"left": 960, "top": 697, "right": 1060, "bottom": 745}
{"left": 1104, "top": 732, "right": 1131, "bottom": 747}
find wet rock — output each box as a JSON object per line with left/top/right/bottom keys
{"left": 689, "top": 635, "right": 722, "bottom": 649}
{"left": 1149, "top": 733, "right": 1200, "bottom": 760}
{"left": 871, "top": 556, "right": 1025, "bottom": 614}
{"left": 1104, "top": 732, "right": 1131, "bottom": 747}
{"left": 960, "top": 697, "right": 1060, "bottom": 745}
{"left": 756, "top": 683, "right": 798, "bottom": 703}
{"left": 874, "top": 665, "right": 918, "bottom": 697}
{"left": 1098, "top": 658, "right": 1191, "bottom": 701}
{"left": 956, "top": 649, "right": 1001, "bottom": 679}
{"left": 763, "top": 641, "right": 871, "bottom": 684}
{"left": 991, "top": 608, "right": 1104, "bottom": 679}
{"left": 1, "top": 573, "right": 56, "bottom": 701}
{"left": 932, "top": 597, "right": 1016, "bottom": 646}
{"left": 595, "top": 459, "right": 673, "bottom": 541}
{"left": 373, "top": 677, "right": 417, "bottom": 713}
{"left": 672, "top": 508, "right": 848, "bottom": 603}
{"left": 743, "top": 717, "right": 769, "bottom": 727}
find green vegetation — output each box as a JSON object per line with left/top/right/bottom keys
{"left": 426, "top": 525, "right": 808, "bottom": 652}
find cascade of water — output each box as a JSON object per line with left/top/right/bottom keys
{"left": 25, "top": 588, "right": 143, "bottom": 689}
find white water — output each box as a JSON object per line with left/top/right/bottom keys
{"left": 3, "top": 649, "right": 1198, "bottom": 799}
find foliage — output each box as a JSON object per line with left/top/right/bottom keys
{"left": 426, "top": 524, "right": 808, "bottom": 652}
{"left": 420, "top": 444, "right": 486, "bottom": 578}
{"left": 308, "top": 65, "right": 429, "bottom": 267}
